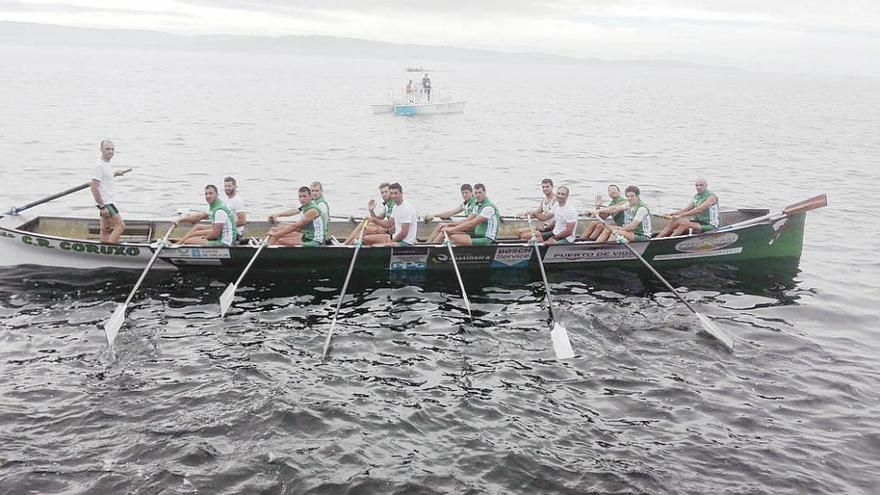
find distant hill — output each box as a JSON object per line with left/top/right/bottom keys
{"left": 0, "top": 21, "right": 735, "bottom": 71}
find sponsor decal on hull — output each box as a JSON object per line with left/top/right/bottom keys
{"left": 390, "top": 247, "right": 428, "bottom": 271}
{"left": 492, "top": 246, "right": 532, "bottom": 268}
{"left": 18, "top": 235, "right": 141, "bottom": 256}
{"left": 543, "top": 243, "right": 648, "bottom": 263}
{"left": 429, "top": 249, "right": 493, "bottom": 268}
{"left": 162, "top": 247, "right": 231, "bottom": 259}
{"left": 653, "top": 247, "right": 743, "bottom": 261}
{"left": 674, "top": 233, "right": 738, "bottom": 253}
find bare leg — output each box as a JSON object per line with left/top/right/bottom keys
{"left": 596, "top": 229, "right": 614, "bottom": 243}
{"left": 448, "top": 233, "right": 473, "bottom": 246}
{"left": 107, "top": 215, "right": 126, "bottom": 244}
{"left": 272, "top": 232, "right": 303, "bottom": 247}
{"left": 99, "top": 212, "right": 111, "bottom": 243}
{"left": 672, "top": 220, "right": 701, "bottom": 236}
{"left": 343, "top": 223, "right": 364, "bottom": 245}
{"left": 181, "top": 236, "right": 209, "bottom": 245}
{"left": 364, "top": 233, "right": 391, "bottom": 246}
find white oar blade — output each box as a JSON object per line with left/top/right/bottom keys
{"left": 321, "top": 320, "right": 338, "bottom": 362}
{"left": 103, "top": 303, "right": 127, "bottom": 346}
{"left": 219, "top": 283, "right": 237, "bottom": 318}
{"left": 551, "top": 322, "right": 575, "bottom": 360}
{"left": 696, "top": 313, "right": 734, "bottom": 351}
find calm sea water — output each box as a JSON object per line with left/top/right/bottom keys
{"left": 1, "top": 45, "right": 879, "bottom": 493}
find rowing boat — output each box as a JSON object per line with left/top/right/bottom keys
{"left": 0, "top": 196, "right": 824, "bottom": 278}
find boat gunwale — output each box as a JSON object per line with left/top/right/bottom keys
{"left": 1, "top": 208, "right": 789, "bottom": 253}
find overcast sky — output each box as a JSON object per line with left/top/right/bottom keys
{"left": 2, "top": 0, "right": 879, "bottom": 75}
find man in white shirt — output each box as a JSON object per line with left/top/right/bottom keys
{"left": 90, "top": 140, "right": 126, "bottom": 243}
{"left": 364, "top": 182, "right": 419, "bottom": 246}
{"left": 223, "top": 176, "right": 247, "bottom": 237}
{"left": 539, "top": 186, "right": 578, "bottom": 245}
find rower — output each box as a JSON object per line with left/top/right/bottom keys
{"left": 364, "top": 183, "right": 418, "bottom": 246}
{"left": 655, "top": 178, "right": 719, "bottom": 238}
{"left": 267, "top": 186, "right": 327, "bottom": 247}
{"left": 173, "top": 184, "right": 238, "bottom": 247}
{"left": 536, "top": 186, "right": 578, "bottom": 245}
{"left": 424, "top": 183, "right": 477, "bottom": 243}
{"left": 310, "top": 181, "right": 330, "bottom": 226}
{"left": 605, "top": 185, "right": 652, "bottom": 242}
{"left": 223, "top": 176, "right": 247, "bottom": 238}
{"left": 342, "top": 182, "right": 393, "bottom": 245}
{"left": 90, "top": 140, "right": 126, "bottom": 243}
{"left": 442, "top": 183, "right": 500, "bottom": 246}
{"left": 517, "top": 178, "right": 556, "bottom": 240}
{"left": 580, "top": 184, "right": 627, "bottom": 241}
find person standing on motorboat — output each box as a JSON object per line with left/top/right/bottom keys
{"left": 422, "top": 73, "right": 432, "bottom": 101}
{"left": 223, "top": 176, "right": 247, "bottom": 238}
{"left": 406, "top": 80, "right": 414, "bottom": 102}
{"left": 90, "top": 140, "right": 126, "bottom": 244}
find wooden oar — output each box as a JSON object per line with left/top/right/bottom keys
{"left": 103, "top": 225, "right": 174, "bottom": 346}
{"left": 5, "top": 168, "right": 132, "bottom": 215}
{"left": 219, "top": 235, "right": 271, "bottom": 318}
{"left": 718, "top": 194, "right": 827, "bottom": 232}
{"left": 526, "top": 215, "right": 575, "bottom": 360}
{"left": 321, "top": 220, "right": 368, "bottom": 362}
{"left": 443, "top": 230, "right": 473, "bottom": 322}
{"left": 600, "top": 224, "right": 734, "bottom": 350}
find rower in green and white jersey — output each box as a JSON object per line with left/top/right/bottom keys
{"left": 425, "top": 183, "right": 478, "bottom": 243}
{"left": 442, "top": 183, "right": 500, "bottom": 246}
{"left": 656, "top": 177, "right": 720, "bottom": 238}
{"left": 268, "top": 186, "right": 327, "bottom": 247}
{"left": 310, "top": 181, "right": 330, "bottom": 227}
{"left": 342, "top": 182, "right": 393, "bottom": 245}
{"left": 517, "top": 178, "right": 556, "bottom": 240}
{"left": 173, "top": 184, "right": 239, "bottom": 247}
{"left": 537, "top": 186, "right": 578, "bottom": 245}
{"left": 580, "top": 184, "right": 627, "bottom": 241}
{"left": 607, "top": 185, "right": 652, "bottom": 242}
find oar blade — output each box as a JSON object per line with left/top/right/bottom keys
{"left": 321, "top": 320, "right": 337, "bottom": 363}
{"left": 696, "top": 312, "right": 734, "bottom": 351}
{"left": 551, "top": 322, "right": 575, "bottom": 360}
{"left": 103, "top": 303, "right": 127, "bottom": 346}
{"left": 219, "top": 283, "right": 237, "bottom": 318}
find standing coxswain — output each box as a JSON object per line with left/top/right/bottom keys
{"left": 90, "top": 140, "right": 126, "bottom": 243}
